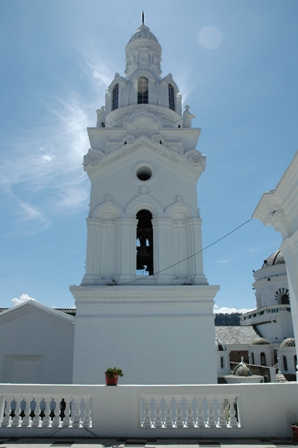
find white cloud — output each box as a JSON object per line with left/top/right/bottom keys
{"left": 77, "top": 37, "right": 118, "bottom": 93}
{"left": 0, "top": 40, "right": 117, "bottom": 234}
{"left": 213, "top": 304, "right": 254, "bottom": 314}
{"left": 216, "top": 259, "right": 231, "bottom": 264}
{"left": 0, "top": 95, "right": 91, "bottom": 232}
{"left": 12, "top": 294, "right": 37, "bottom": 306}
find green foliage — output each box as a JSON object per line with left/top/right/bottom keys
{"left": 105, "top": 367, "right": 124, "bottom": 378}
{"left": 214, "top": 313, "right": 241, "bottom": 326}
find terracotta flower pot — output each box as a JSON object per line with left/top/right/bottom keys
{"left": 291, "top": 425, "right": 298, "bottom": 441}
{"left": 105, "top": 373, "right": 119, "bottom": 386}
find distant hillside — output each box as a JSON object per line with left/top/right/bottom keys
{"left": 214, "top": 313, "right": 241, "bottom": 326}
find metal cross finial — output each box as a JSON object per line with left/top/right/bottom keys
{"left": 141, "top": 11, "right": 145, "bottom": 25}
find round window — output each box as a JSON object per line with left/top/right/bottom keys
{"left": 136, "top": 166, "right": 152, "bottom": 181}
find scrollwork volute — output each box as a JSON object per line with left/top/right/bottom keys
{"left": 186, "top": 150, "right": 206, "bottom": 169}
{"left": 266, "top": 209, "right": 292, "bottom": 239}
{"left": 83, "top": 149, "right": 103, "bottom": 167}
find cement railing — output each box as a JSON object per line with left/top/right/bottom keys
{"left": 0, "top": 382, "right": 297, "bottom": 438}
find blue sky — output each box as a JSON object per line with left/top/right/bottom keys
{"left": 0, "top": 0, "right": 297, "bottom": 311}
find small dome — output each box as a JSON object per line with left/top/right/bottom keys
{"left": 262, "top": 250, "right": 285, "bottom": 268}
{"left": 232, "top": 360, "right": 253, "bottom": 377}
{"left": 251, "top": 337, "right": 270, "bottom": 345}
{"left": 215, "top": 338, "right": 226, "bottom": 351}
{"left": 280, "top": 338, "right": 295, "bottom": 348}
{"left": 128, "top": 24, "right": 159, "bottom": 44}
{"left": 276, "top": 371, "right": 287, "bottom": 383}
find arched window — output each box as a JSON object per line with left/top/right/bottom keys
{"left": 136, "top": 210, "right": 153, "bottom": 275}
{"left": 138, "top": 77, "right": 148, "bottom": 104}
{"left": 169, "top": 84, "right": 175, "bottom": 111}
{"left": 283, "top": 355, "right": 288, "bottom": 371}
{"left": 112, "top": 84, "right": 119, "bottom": 111}
{"left": 294, "top": 355, "right": 297, "bottom": 371}
{"left": 274, "top": 349, "right": 278, "bottom": 364}
{"left": 220, "top": 356, "right": 224, "bottom": 368}
{"left": 251, "top": 352, "right": 255, "bottom": 364}
{"left": 260, "top": 352, "right": 266, "bottom": 366}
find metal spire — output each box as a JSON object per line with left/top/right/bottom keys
{"left": 141, "top": 11, "right": 145, "bottom": 25}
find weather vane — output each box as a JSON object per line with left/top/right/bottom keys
{"left": 141, "top": 11, "right": 145, "bottom": 25}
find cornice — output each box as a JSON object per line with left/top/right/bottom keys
{"left": 84, "top": 136, "right": 206, "bottom": 179}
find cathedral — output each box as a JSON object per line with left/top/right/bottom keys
{"left": 0, "top": 20, "right": 219, "bottom": 385}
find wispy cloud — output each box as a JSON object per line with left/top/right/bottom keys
{"left": 0, "top": 42, "right": 117, "bottom": 234}
{"left": 0, "top": 97, "right": 91, "bottom": 232}
{"left": 216, "top": 259, "right": 231, "bottom": 264}
{"left": 76, "top": 36, "right": 118, "bottom": 94}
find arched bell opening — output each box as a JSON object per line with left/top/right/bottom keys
{"left": 136, "top": 210, "right": 153, "bottom": 275}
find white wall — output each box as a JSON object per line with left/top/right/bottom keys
{"left": 71, "top": 285, "right": 218, "bottom": 385}
{"left": 0, "top": 303, "right": 74, "bottom": 384}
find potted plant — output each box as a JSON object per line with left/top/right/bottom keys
{"left": 105, "top": 367, "right": 124, "bottom": 386}
{"left": 291, "top": 422, "right": 298, "bottom": 441}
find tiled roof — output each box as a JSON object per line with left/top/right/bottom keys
{"left": 215, "top": 326, "right": 261, "bottom": 345}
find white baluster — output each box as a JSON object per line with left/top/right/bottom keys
{"left": 71, "top": 397, "right": 82, "bottom": 428}
{"left": 196, "top": 398, "right": 205, "bottom": 428}
{"left": 217, "top": 398, "right": 228, "bottom": 428}
{"left": 32, "top": 397, "right": 41, "bottom": 427}
{"left": 142, "top": 398, "right": 151, "bottom": 429}
{"left": 186, "top": 399, "right": 194, "bottom": 428}
{"left": 165, "top": 399, "right": 173, "bottom": 428}
{"left": 51, "top": 397, "right": 62, "bottom": 428}
{"left": 11, "top": 397, "right": 21, "bottom": 427}
{"left": 41, "top": 399, "right": 51, "bottom": 428}
{"left": 207, "top": 399, "right": 216, "bottom": 428}
{"left": 21, "top": 397, "right": 31, "bottom": 427}
{"left": 62, "top": 398, "right": 71, "bottom": 428}
{"left": 153, "top": 399, "right": 162, "bottom": 429}
{"left": 82, "top": 397, "right": 92, "bottom": 428}
{"left": 175, "top": 399, "right": 184, "bottom": 428}
{"left": 1, "top": 397, "right": 12, "bottom": 427}
{"left": 228, "top": 397, "right": 239, "bottom": 428}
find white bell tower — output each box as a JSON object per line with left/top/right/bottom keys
{"left": 71, "top": 19, "right": 219, "bottom": 384}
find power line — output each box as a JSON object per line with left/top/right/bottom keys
{"left": 117, "top": 217, "right": 253, "bottom": 286}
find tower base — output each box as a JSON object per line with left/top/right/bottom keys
{"left": 70, "top": 284, "right": 219, "bottom": 384}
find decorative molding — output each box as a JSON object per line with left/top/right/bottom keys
{"left": 83, "top": 149, "right": 104, "bottom": 167}
{"left": 265, "top": 209, "right": 292, "bottom": 239}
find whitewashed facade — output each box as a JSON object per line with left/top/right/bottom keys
{"left": 70, "top": 22, "right": 219, "bottom": 384}
{"left": 253, "top": 151, "right": 298, "bottom": 376}
{"left": 0, "top": 301, "right": 74, "bottom": 384}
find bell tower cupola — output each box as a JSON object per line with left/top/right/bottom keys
{"left": 124, "top": 21, "right": 162, "bottom": 77}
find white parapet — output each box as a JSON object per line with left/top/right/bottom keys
{"left": 0, "top": 382, "right": 297, "bottom": 439}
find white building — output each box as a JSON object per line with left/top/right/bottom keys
{"left": 241, "top": 250, "right": 293, "bottom": 344}
{"left": 70, "top": 20, "right": 219, "bottom": 385}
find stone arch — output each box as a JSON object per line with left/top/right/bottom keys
{"left": 125, "top": 195, "right": 164, "bottom": 217}
{"left": 165, "top": 202, "right": 197, "bottom": 219}
{"left": 91, "top": 202, "right": 124, "bottom": 219}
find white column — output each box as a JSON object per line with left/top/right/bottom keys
{"left": 187, "top": 217, "right": 207, "bottom": 283}
{"left": 280, "top": 232, "right": 298, "bottom": 378}
{"left": 152, "top": 217, "right": 173, "bottom": 281}
{"left": 118, "top": 217, "right": 138, "bottom": 282}
{"left": 82, "top": 218, "right": 101, "bottom": 285}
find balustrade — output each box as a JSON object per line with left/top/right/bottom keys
{"left": 140, "top": 395, "right": 239, "bottom": 430}
{"left": 0, "top": 383, "right": 296, "bottom": 438}
{"left": 0, "top": 394, "right": 92, "bottom": 429}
